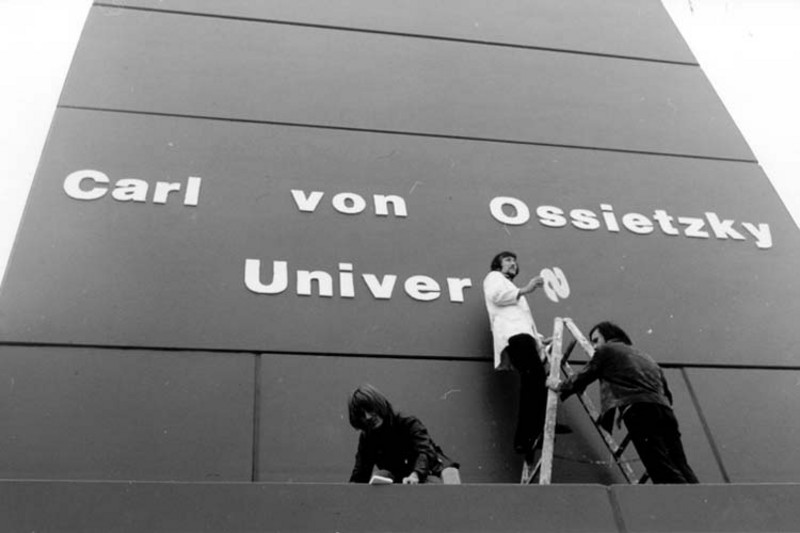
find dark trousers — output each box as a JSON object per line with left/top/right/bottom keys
{"left": 506, "top": 334, "right": 548, "bottom": 451}
{"left": 623, "top": 402, "right": 699, "bottom": 484}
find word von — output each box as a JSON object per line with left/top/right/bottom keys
{"left": 490, "top": 197, "right": 772, "bottom": 250}
{"left": 291, "top": 189, "right": 407, "bottom": 217}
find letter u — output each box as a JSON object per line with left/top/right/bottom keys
{"left": 244, "top": 259, "right": 288, "bottom": 294}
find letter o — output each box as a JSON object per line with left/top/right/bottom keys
{"left": 63, "top": 169, "right": 109, "bottom": 201}
{"left": 489, "top": 196, "right": 530, "bottom": 226}
{"left": 332, "top": 192, "right": 367, "bottom": 215}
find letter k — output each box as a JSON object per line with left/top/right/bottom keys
{"left": 705, "top": 212, "right": 745, "bottom": 241}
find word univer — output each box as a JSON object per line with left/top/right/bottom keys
{"left": 245, "top": 259, "right": 472, "bottom": 303}
{"left": 489, "top": 197, "right": 773, "bottom": 250}
{"left": 63, "top": 169, "right": 202, "bottom": 206}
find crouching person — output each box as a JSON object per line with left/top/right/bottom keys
{"left": 348, "top": 384, "right": 461, "bottom": 484}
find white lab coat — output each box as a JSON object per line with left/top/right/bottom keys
{"left": 483, "top": 270, "right": 540, "bottom": 370}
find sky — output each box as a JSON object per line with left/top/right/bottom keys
{"left": 1, "top": 0, "right": 799, "bottom": 282}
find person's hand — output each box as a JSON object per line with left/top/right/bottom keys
{"left": 545, "top": 376, "right": 562, "bottom": 391}
{"left": 521, "top": 276, "right": 544, "bottom": 295}
{"left": 402, "top": 472, "right": 420, "bottom": 485}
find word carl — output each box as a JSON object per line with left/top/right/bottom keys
{"left": 63, "top": 170, "right": 201, "bottom": 206}
{"left": 490, "top": 197, "right": 772, "bottom": 250}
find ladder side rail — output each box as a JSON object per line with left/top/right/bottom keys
{"left": 538, "top": 317, "right": 565, "bottom": 485}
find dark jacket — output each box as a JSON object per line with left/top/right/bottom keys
{"left": 559, "top": 341, "right": 673, "bottom": 430}
{"left": 349, "top": 413, "right": 457, "bottom": 483}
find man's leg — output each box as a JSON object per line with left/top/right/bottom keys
{"left": 507, "top": 334, "right": 547, "bottom": 453}
{"left": 624, "top": 403, "right": 697, "bottom": 484}
{"left": 661, "top": 416, "right": 699, "bottom": 484}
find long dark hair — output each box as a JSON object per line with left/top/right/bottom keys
{"left": 490, "top": 251, "right": 517, "bottom": 277}
{"left": 348, "top": 384, "right": 395, "bottom": 431}
{"left": 589, "top": 321, "right": 633, "bottom": 345}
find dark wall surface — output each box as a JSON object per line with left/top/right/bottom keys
{"left": 99, "top": 0, "right": 697, "bottom": 64}
{"left": 1, "top": 0, "right": 799, "bottom": 496}
{"left": 1, "top": 108, "right": 796, "bottom": 366}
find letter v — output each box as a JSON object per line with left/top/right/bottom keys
{"left": 362, "top": 274, "right": 397, "bottom": 300}
{"left": 291, "top": 190, "right": 324, "bottom": 212}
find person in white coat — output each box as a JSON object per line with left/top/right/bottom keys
{"left": 483, "top": 251, "right": 549, "bottom": 454}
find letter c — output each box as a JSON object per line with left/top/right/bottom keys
{"left": 63, "top": 169, "right": 109, "bottom": 201}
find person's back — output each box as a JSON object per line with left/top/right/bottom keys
{"left": 592, "top": 341, "right": 672, "bottom": 414}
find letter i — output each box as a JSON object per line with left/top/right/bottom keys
{"left": 339, "top": 263, "right": 355, "bottom": 298}
{"left": 600, "top": 204, "right": 620, "bottom": 232}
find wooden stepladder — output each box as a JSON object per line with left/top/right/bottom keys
{"left": 521, "top": 317, "right": 647, "bottom": 485}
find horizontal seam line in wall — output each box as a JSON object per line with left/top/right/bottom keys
{"left": 59, "top": 105, "right": 758, "bottom": 164}
{"left": 1, "top": 341, "right": 796, "bottom": 371}
{"left": 0, "top": 340, "right": 491, "bottom": 364}
{"left": 92, "top": 2, "right": 700, "bottom": 67}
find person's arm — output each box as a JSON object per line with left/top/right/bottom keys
{"left": 404, "top": 416, "right": 439, "bottom": 484}
{"left": 550, "top": 348, "right": 606, "bottom": 400}
{"left": 517, "top": 276, "right": 544, "bottom": 298}
{"left": 484, "top": 272, "right": 542, "bottom": 306}
{"left": 349, "top": 433, "right": 375, "bottom": 483}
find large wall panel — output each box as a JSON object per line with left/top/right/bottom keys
{"left": 60, "top": 7, "right": 751, "bottom": 160}
{"left": 685, "top": 368, "right": 800, "bottom": 483}
{"left": 258, "top": 353, "right": 520, "bottom": 483}
{"left": 1, "top": 109, "right": 797, "bottom": 367}
{"left": 256, "top": 354, "right": 723, "bottom": 484}
{"left": 0, "top": 346, "right": 254, "bottom": 481}
{"left": 101, "top": 0, "right": 697, "bottom": 64}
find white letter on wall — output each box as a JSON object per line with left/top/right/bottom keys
{"left": 404, "top": 275, "right": 441, "bottom": 301}
{"left": 297, "top": 270, "right": 334, "bottom": 297}
{"left": 111, "top": 179, "right": 149, "bottom": 203}
{"left": 63, "top": 169, "right": 109, "bottom": 201}
{"left": 332, "top": 193, "right": 367, "bottom": 215}
{"left": 291, "top": 190, "right": 325, "bottom": 212}
{"left": 374, "top": 194, "right": 408, "bottom": 217}
{"left": 446, "top": 278, "right": 472, "bottom": 303}
{"left": 245, "top": 259, "right": 288, "bottom": 294}
{"left": 362, "top": 274, "right": 397, "bottom": 300}
{"left": 490, "top": 196, "right": 530, "bottom": 225}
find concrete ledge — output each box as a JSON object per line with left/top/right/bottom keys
{"left": 0, "top": 480, "right": 616, "bottom": 533}
{"left": 613, "top": 483, "right": 800, "bottom": 532}
{"left": 4, "top": 480, "right": 800, "bottom": 532}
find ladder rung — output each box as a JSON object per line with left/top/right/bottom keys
{"left": 613, "top": 433, "right": 633, "bottom": 459}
